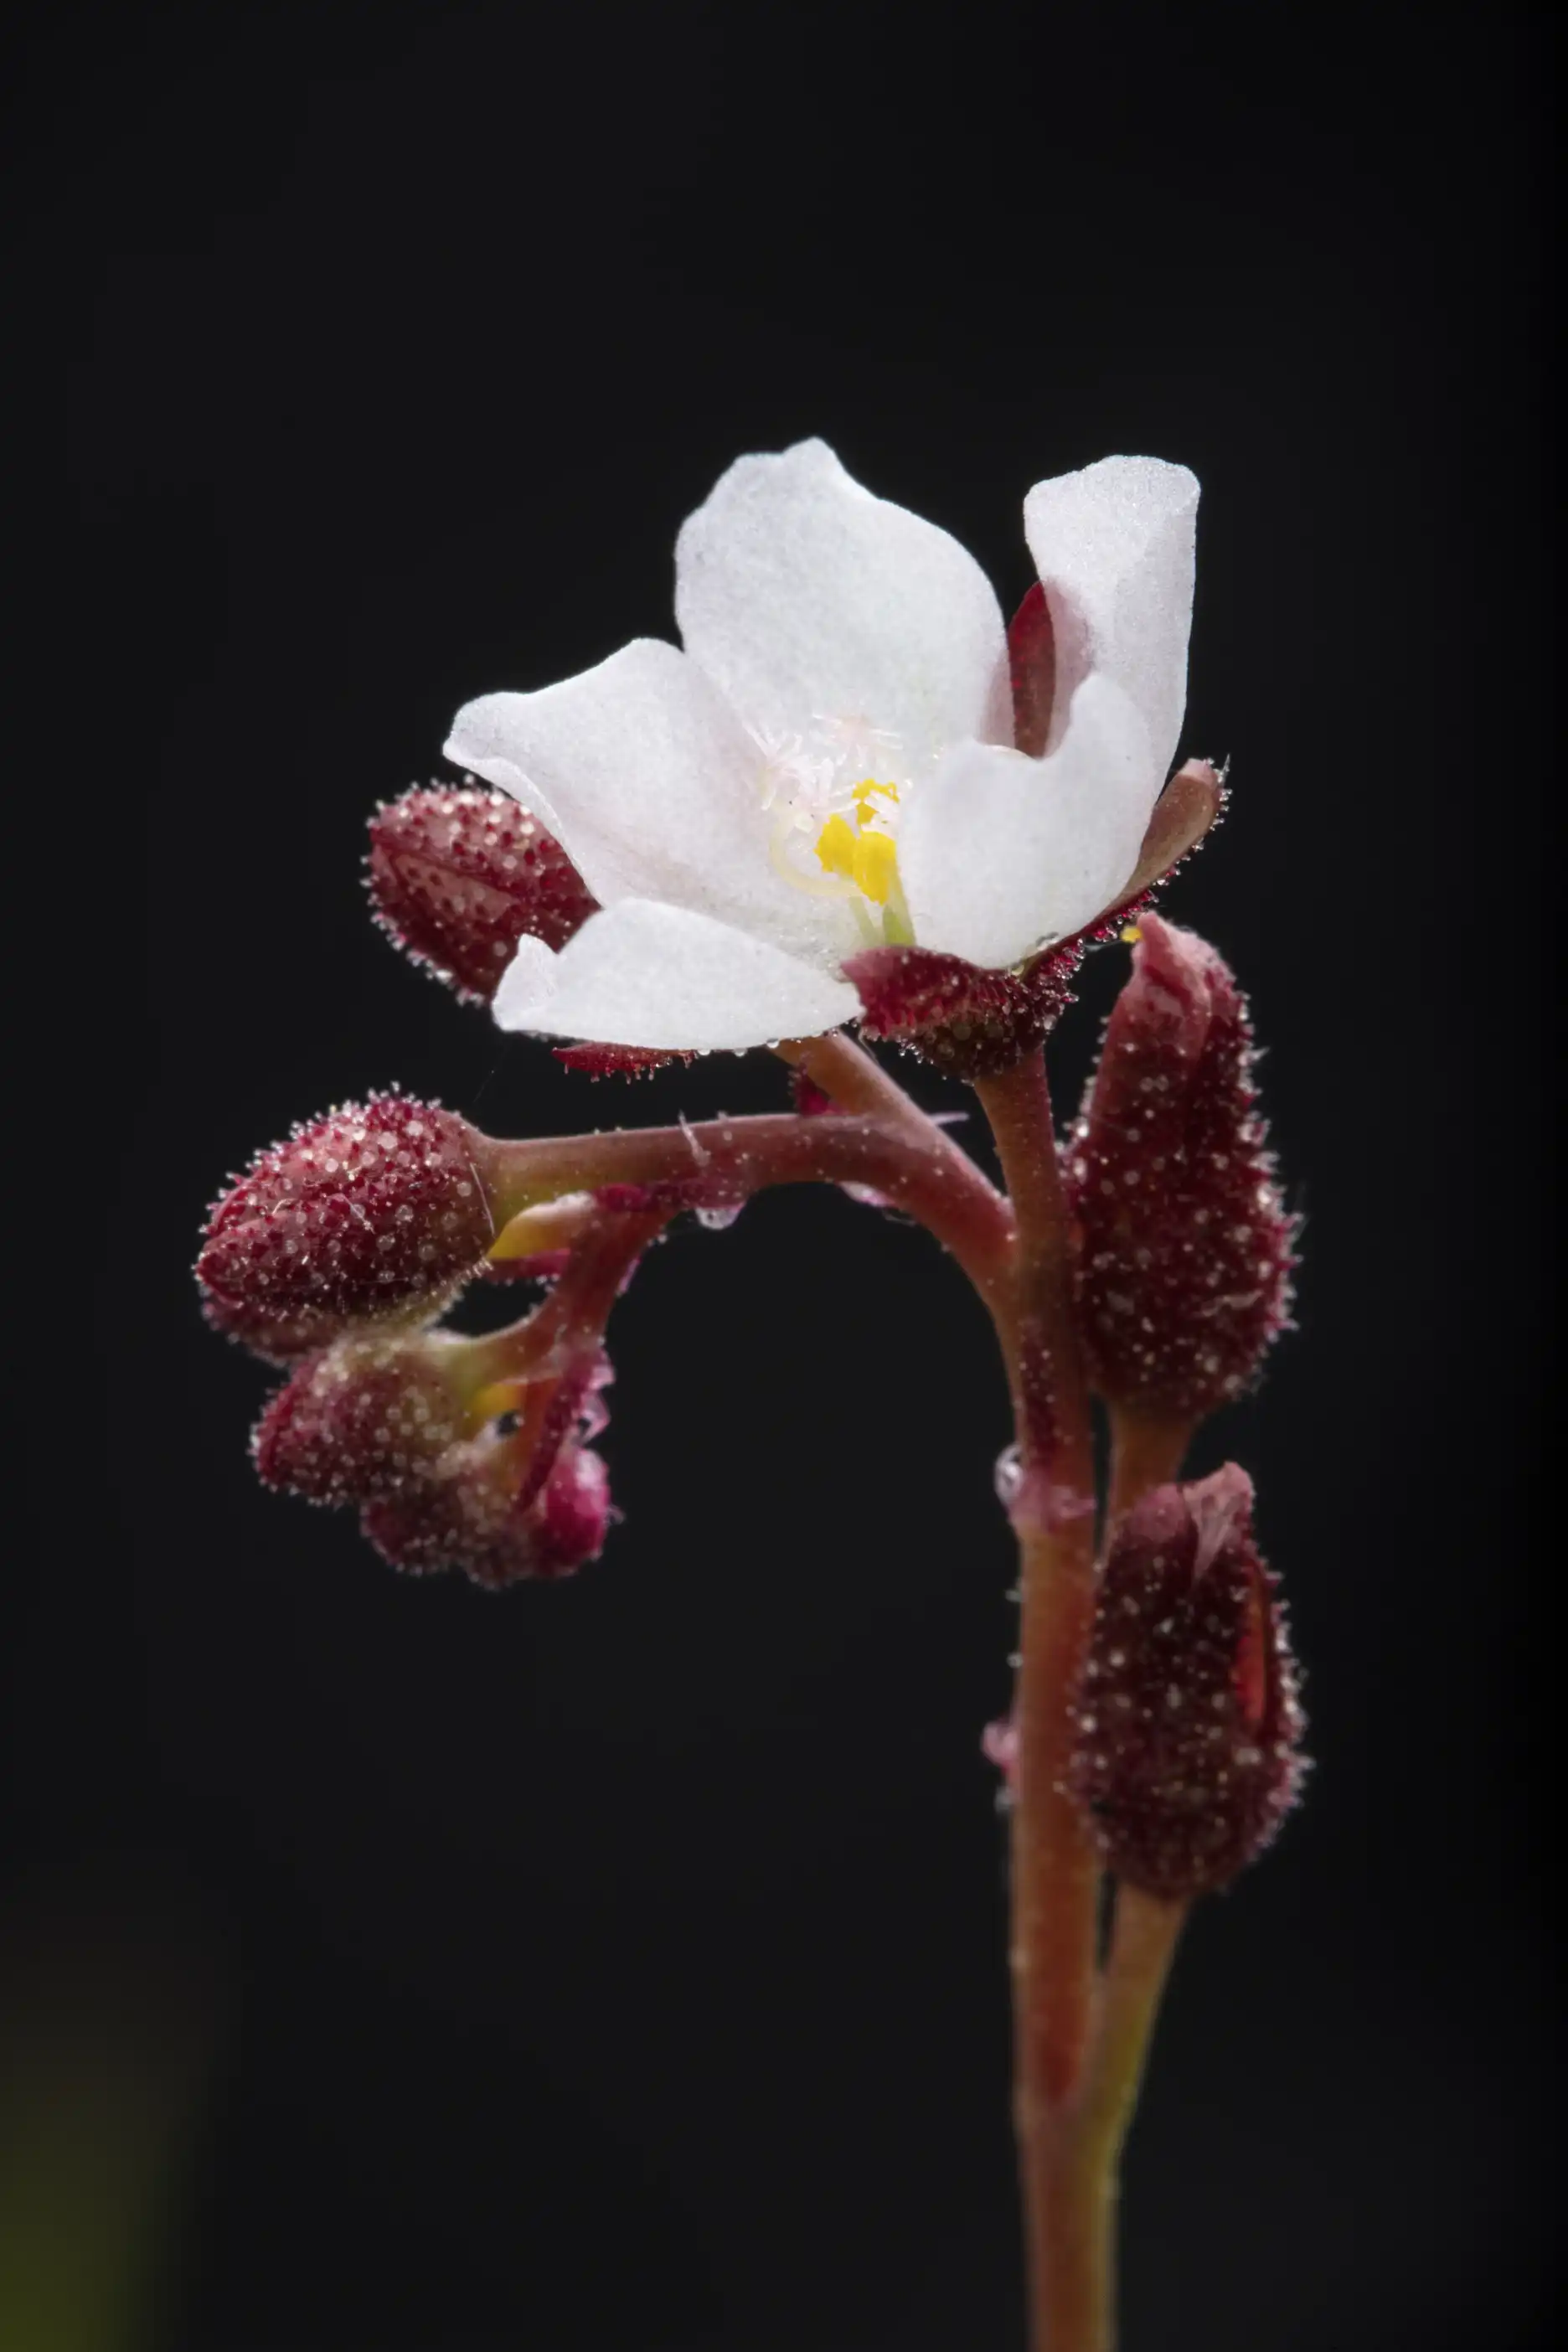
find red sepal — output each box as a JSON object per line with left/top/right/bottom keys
{"left": 844, "top": 756, "right": 1225, "bottom": 1080}
{"left": 553, "top": 1044, "right": 694, "bottom": 1079}
{"left": 847, "top": 941, "right": 1083, "bottom": 1079}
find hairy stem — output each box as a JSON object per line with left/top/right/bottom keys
{"left": 1106, "top": 1405, "right": 1192, "bottom": 1528}
{"left": 479, "top": 1110, "right": 1013, "bottom": 1299}
{"left": 1082, "top": 1889, "right": 1188, "bottom": 2181}
{"left": 1027, "top": 1889, "right": 1186, "bottom": 2352}
{"left": 974, "top": 1055, "right": 1105, "bottom": 2350}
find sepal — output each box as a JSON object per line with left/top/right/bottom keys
{"left": 847, "top": 941, "right": 1082, "bottom": 1079}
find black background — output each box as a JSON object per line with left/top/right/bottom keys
{"left": 13, "top": 2, "right": 1553, "bottom": 2346}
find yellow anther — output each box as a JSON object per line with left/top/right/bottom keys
{"left": 852, "top": 828, "right": 899, "bottom": 906}
{"left": 815, "top": 812, "right": 858, "bottom": 879}
{"left": 1120, "top": 921, "right": 1143, "bottom": 943}
{"left": 815, "top": 792, "right": 904, "bottom": 911}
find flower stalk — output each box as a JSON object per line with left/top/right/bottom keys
{"left": 478, "top": 1103, "right": 1013, "bottom": 1298}
{"left": 1105, "top": 1405, "right": 1193, "bottom": 1531}
{"left": 975, "top": 1053, "right": 1111, "bottom": 2349}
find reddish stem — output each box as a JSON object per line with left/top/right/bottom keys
{"left": 478, "top": 1110, "right": 1012, "bottom": 1300}
{"left": 973, "top": 1054, "right": 1104, "bottom": 2350}
{"left": 1105, "top": 1405, "right": 1193, "bottom": 1529}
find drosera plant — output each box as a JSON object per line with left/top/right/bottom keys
{"left": 197, "top": 441, "right": 1303, "bottom": 2351}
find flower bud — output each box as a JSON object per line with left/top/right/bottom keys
{"left": 199, "top": 1284, "right": 352, "bottom": 1366}
{"left": 1067, "top": 1464, "right": 1305, "bottom": 1898}
{"left": 361, "top": 1416, "right": 611, "bottom": 1588}
{"left": 358, "top": 1344, "right": 613, "bottom": 1587}
{"left": 366, "top": 786, "right": 598, "bottom": 1003}
{"left": 197, "top": 1093, "right": 497, "bottom": 1346}
{"left": 1064, "top": 914, "right": 1295, "bottom": 1420}
{"left": 251, "top": 1333, "right": 472, "bottom": 1504}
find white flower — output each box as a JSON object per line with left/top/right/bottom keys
{"left": 446, "top": 441, "right": 1198, "bottom": 1053}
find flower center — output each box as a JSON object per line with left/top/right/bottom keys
{"left": 756, "top": 721, "right": 915, "bottom": 945}
{"left": 814, "top": 779, "right": 900, "bottom": 903}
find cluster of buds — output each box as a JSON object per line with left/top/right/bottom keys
{"left": 198, "top": 1089, "right": 663, "bottom": 1587}
{"left": 988, "top": 916, "right": 1306, "bottom": 1900}
{"left": 196, "top": 781, "right": 857, "bottom": 1590}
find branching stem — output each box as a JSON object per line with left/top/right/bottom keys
{"left": 483, "top": 1039, "right": 1194, "bottom": 2350}
{"left": 481, "top": 1102, "right": 1013, "bottom": 1301}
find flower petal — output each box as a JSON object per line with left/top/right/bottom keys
{"left": 899, "top": 678, "right": 1156, "bottom": 969}
{"left": 1023, "top": 457, "right": 1198, "bottom": 781}
{"left": 675, "top": 438, "right": 1012, "bottom": 765}
{"left": 446, "top": 639, "right": 858, "bottom": 969}
{"left": 493, "top": 899, "right": 860, "bottom": 1052}
{"left": 493, "top": 933, "right": 562, "bottom": 1027}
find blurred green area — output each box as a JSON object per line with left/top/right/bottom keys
{"left": 0, "top": 1876, "right": 221, "bottom": 2352}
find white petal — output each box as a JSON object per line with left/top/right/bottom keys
{"left": 493, "top": 898, "right": 860, "bottom": 1051}
{"left": 1023, "top": 457, "right": 1197, "bottom": 781}
{"left": 446, "top": 639, "right": 857, "bottom": 969}
{"left": 900, "top": 678, "right": 1156, "bottom": 969}
{"left": 676, "top": 438, "right": 1012, "bottom": 765}
{"left": 492, "top": 933, "right": 560, "bottom": 1027}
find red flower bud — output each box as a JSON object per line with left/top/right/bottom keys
{"left": 1064, "top": 914, "right": 1295, "bottom": 1421}
{"left": 251, "top": 1334, "right": 471, "bottom": 1504}
{"left": 197, "top": 1094, "right": 496, "bottom": 1348}
{"left": 1067, "top": 1464, "right": 1306, "bottom": 1898}
{"left": 358, "top": 1344, "right": 612, "bottom": 1587}
{"left": 361, "top": 1409, "right": 611, "bottom": 1588}
{"left": 366, "top": 786, "right": 598, "bottom": 1003}
{"left": 199, "top": 1284, "right": 353, "bottom": 1366}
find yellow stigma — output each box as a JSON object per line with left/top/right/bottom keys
{"left": 851, "top": 776, "right": 899, "bottom": 818}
